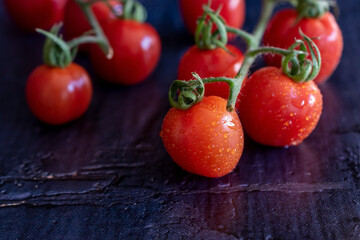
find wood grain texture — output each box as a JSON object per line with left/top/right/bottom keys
{"left": 1, "top": 0, "right": 360, "bottom": 239}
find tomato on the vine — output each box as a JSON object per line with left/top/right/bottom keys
{"left": 178, "top": 45, "right": 244, "bottom": 99}
{"left": 90, "top": 19, "right": 161, "bottom": 85}
{"left": 4, "top": 0, "right": 67, "bottom": 32}
{"left": 263, "top": 9, "right": 343, "bottom": 84}
{"left": 238, "top": 67, "right": 323, "bottom": 147}
{"left": 26, "top": 63, "right": 92, "bottom": 125}
{"left": 63, "top": 0, "right": 120, "bottom": 51}
{"left": 161, "top": 96, "right": 244, "bottom": 178}
{"left": 179, "top": 0, "right": 246, "bottom": 39}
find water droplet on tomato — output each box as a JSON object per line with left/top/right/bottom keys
{"left": 292, "top": 98, "right": 305, "bottom": 109}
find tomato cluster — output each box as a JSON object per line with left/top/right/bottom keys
{"left": 5, "top": 0, "right": 343, "bottom": 178}
{"left": 161, "top": 1, "right": 342, "bottom": 178}
{"left": 6, "top": 0, "right": 161, "bottom": 125}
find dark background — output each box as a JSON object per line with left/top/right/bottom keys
{"left": 1, "top": 0, "right": 360, "bottom": 239}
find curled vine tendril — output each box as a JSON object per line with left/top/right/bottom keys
{"left": 169, "top": 73, "right": 205, "bottom": 110}
{"left": 281, "top": 30, "right": 321, "bottom": 83}
{"left": 195, "top": 5, "right": 230, "bottom": 53}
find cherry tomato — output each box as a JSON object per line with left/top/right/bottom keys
{"left": 90, "top": 19, "right": 161, "bottom": 85}
{"left": 26, "top": 63, "right": 92, "bottom": 125}
{"left": 179, "top": 0, "right": 246, "bottom": 38}
{"left": 4, "top": 0, "right": 67, "bottom": 32}
{"left": 263, "top": 9, "right": 343, "bottom": 84}
{"left": 178, "top": 45, "right": 244, "bottom": 99}
{"left": 63, "top": 0, "right": 120, "bottom": 51}
{"left": 161, "top": 96, "right": 244, "bottom": 178}
{"left": 238, "top": 67, "right": 323, "bottom": 147}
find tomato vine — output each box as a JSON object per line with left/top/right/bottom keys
{"left": 170, "top": 0, "right": 323, "bottom": 112}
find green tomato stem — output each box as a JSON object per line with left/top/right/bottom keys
{"left": 294, "top": 0, "right": 331, "bottom": 19}
{"left": 74, "top": 0, "right": 113, "bottom": 58}
{"left": 225, "top": 26, "right": 254, "bottom": 45}
{"left": 201, "top": 77, "right": 238, "bottom": 112}
{"left": 195, "top": 6, "right": 229, "bottom": 51}
{"left": 224, "top": 0, "right": 278, "bottom": 111}
{"left": 247, "top": 47, "right": 306, "bottom": 58}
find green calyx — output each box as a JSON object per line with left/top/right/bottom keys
{"left": 120, "top": 0, "right": 147, "bottom": 22}
{"left": 169, "top": 73, "right": 238, "bottom": 111}
{"left": 294, "top": 0, "right": 332, "bottom": 18}
{"left": 169, "top": 73, "right": 205, "bottom": 110}
{"left": 281, "top": 30, "right": 321, "bottom": 83}
{"left": 195, "top": 5, "right": 229, "bottom": 52}
{"left": 37, "top": 23, "right": 76, "bottom": 68}
{"left": 37, "top": 0, "right": 114, "bottom": 68}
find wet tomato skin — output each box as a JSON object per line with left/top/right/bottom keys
{"left": 263, "top": 9, "right": 343, "bottom": 84}
{"left": 90, "top": 19, "right": 161, "bottom": 85}
{"left": 180, "top": 0, "right": 246, "bottom": 39}
{"left": 178, "top": 45, "right": 244, "bottom": 99}
{"left": 161, "top": 96, "right": 244, "bottom": 178}
{"left": 4, "top": 0, "right": 67, "bottom": 32}
{"left": 26, "top": 63, "right": 92, "bottom": 125}
{"left": 238, "top": 67, "right": 323, "bottom": 147}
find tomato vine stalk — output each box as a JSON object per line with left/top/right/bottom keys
{"left": 35, "top": 0, "right": 115, "bottom": 68}
{"left": 170, "top": 0, "right": 323, "bottom": 112}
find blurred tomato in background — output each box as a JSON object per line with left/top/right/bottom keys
{"left": 179, "top": 0, "right": 246, "bottom": 38}
{"left": 4, "top": 0, "right": 68, "bottom": 32}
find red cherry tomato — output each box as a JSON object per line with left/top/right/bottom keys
{"left": 238, "top": 67, "right": 323, "bottom": 147}
{"left": 63, "top": 0, "right": 120, "bottom": 51}
{"left": 4, "top": 0, "right": 67, "bottom": 32}
{"left": 263, "top": 9, "right": 343, "bottom": 84}
{"left": 161, "top": 96, "right": 244, "bottom": 178}
{"left": 90, "top": 19, "right": 161, "bottom": 85}
{"left": 179, "top": 0, "right": 246, "bottom": 38}
{"left": 178, "top": 45, "right": 244, "bottom": 99}
{"left": 26, "top": 63, "right": 92, "bottom": 125}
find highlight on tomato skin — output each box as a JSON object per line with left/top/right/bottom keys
{"left": 4, "top": 0, "right": 68, "bottom": 32}
{"left": 161, "top": 96, "right": 244, "bottom": 178}
{"left": 179, "top": 0, "right": 246, "bottom": 39}
{"left": 26, "top": 63, "right": 92, "bottom": 125}
{"left": 263, "top": 9, "right": 343, "bottom": 84}
{"left": 238, "top": 67, "right": 323, "bottom": 147}
{"left": 178, "top": 45, "right": 245, "bottom": 100}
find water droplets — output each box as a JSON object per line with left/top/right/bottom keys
{"left": 292, "top": 98, "right": 306, "bottom": 109}
{"left": 284, "top": 120, "right": 292, "bottom": 127}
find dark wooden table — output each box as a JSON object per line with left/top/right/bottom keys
{"left": 1, "top": 1, "right": 360, "bottom": 239}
